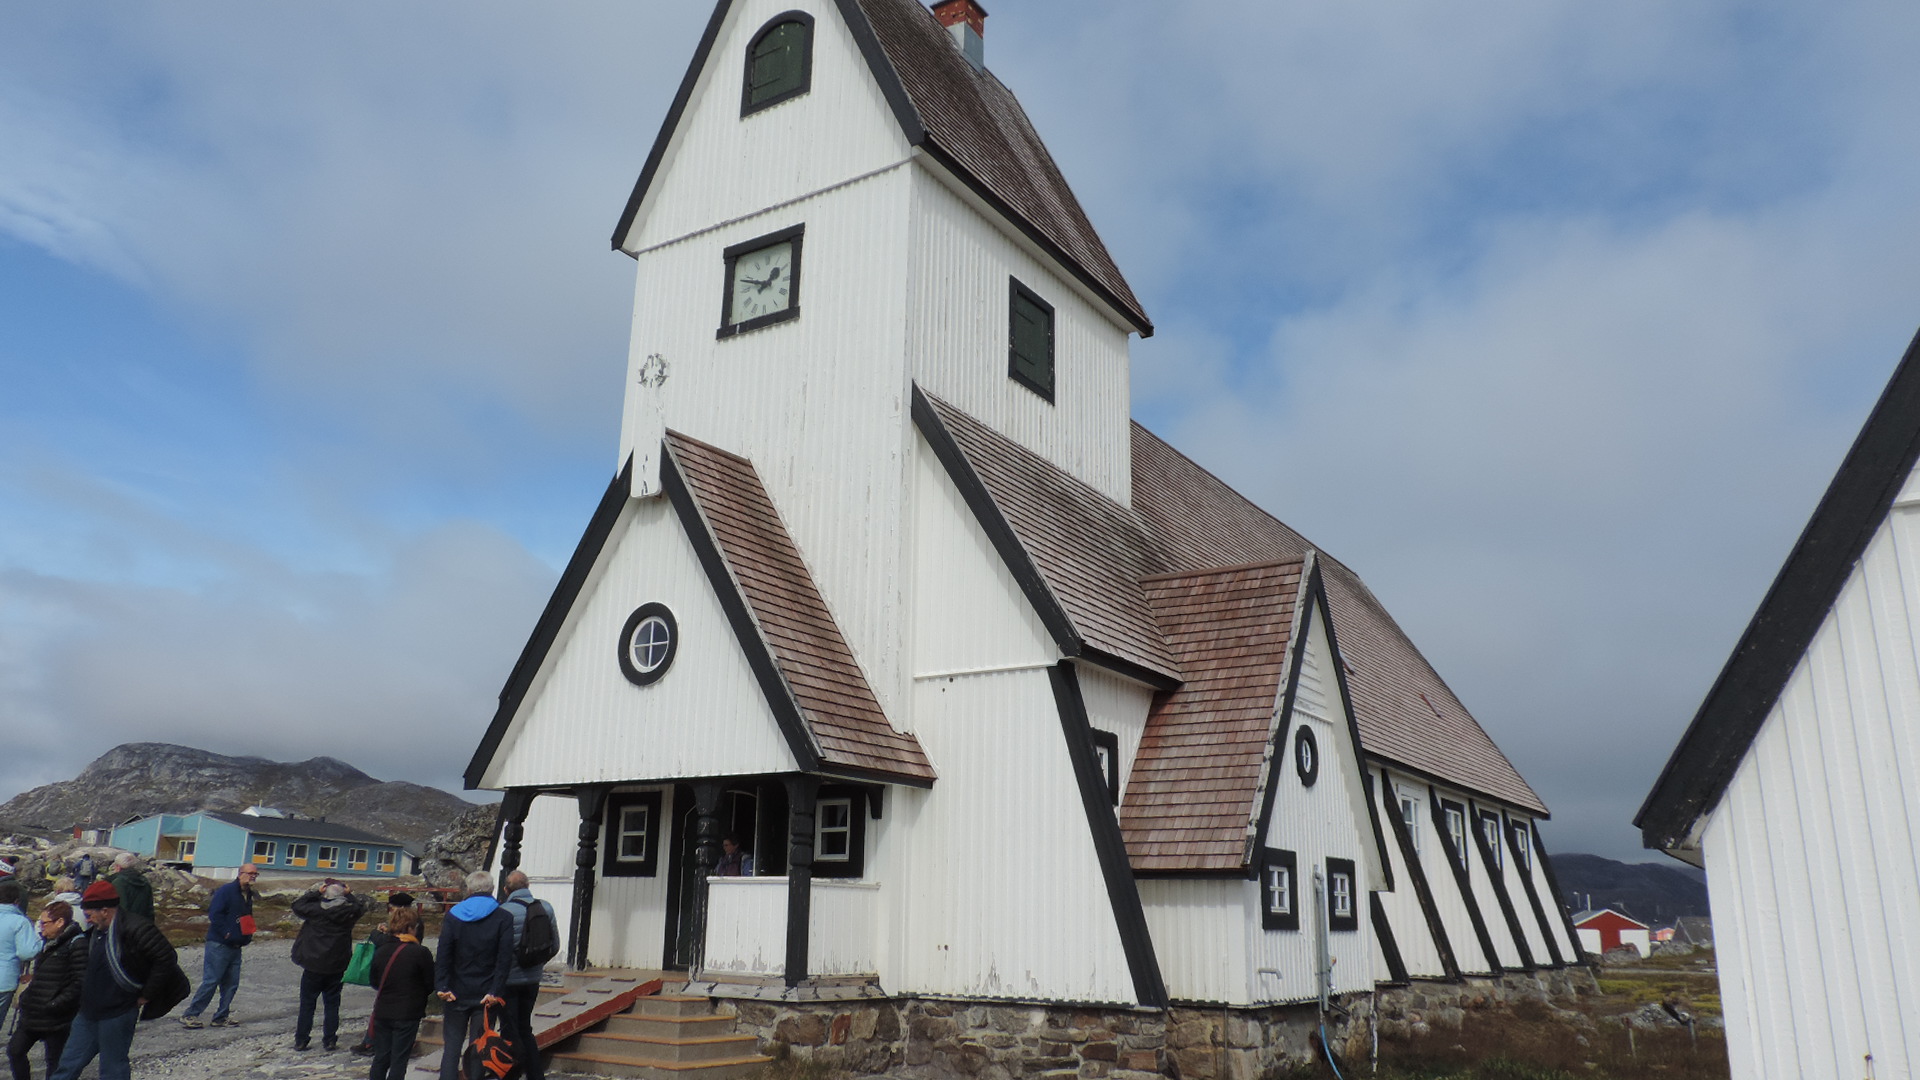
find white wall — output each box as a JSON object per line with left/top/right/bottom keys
{"left": 482, "top": 499, "right": 800, "bottom": 790}
{"left": 1139, "top": 878, "right": 1252, "bottom": 1004}
{"left": 1370, "top": 767, "right": 1449, "bottom": 979}
{"left": 1699, "top": 475, "right": 1920, "bottom": 1080}
{"left": 1077, "top": 666, "right": 1154, "bottom": 802}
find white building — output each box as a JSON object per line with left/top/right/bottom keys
{"left": 467, "top": 0, "right": 1580, "bottom": 1015}
{"left": 1640, "top": 329, "right": 1920, "bottom": 1079}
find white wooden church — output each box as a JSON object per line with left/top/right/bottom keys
{"left": 468, "top": 0, "right": 1581, "bottom": 1012}
{"left": 1639, "top": 327, "right": 1920, "bottom": 1080}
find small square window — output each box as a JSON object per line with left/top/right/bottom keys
{"left": 377, "top": 851, "right": 397, "bottom": 873}
{"left": 1512, "top": 822, "right": 1533, "bottom": 872}
{"left": 1326, "top": 856, "right": 1359, "bottom": 932}
{"left": 179, "top": 840, "right": 196, "bottom": 862}
{"left": 603, "top": 791, "right": 664, "bottom": 878}
{"left": 1090, "top": 728, "right": 1120, "bottom": 805}
{"left": 252, "top": 840, "right": 276, "bottom": 865}
{"left": 816, "top": 798, "right": 853, "bottom": 861}
{"left": 619, "top": 807, "right": 651, "bottom": 862}
{"left": 317, "top": 846, "right": 338, "bottom": 869}
{"left": 1008, "top": 278, "right": 1055, "bottom": 402}
{"left": 349, "top": 848, "right": 369, "bottom": 871}
{"left": 1259, "top": 848, "right": 1299, "bottom": 931}
{"left": 1443, "top": 804, "right": 1469, "bottom": 870}
{"left": 1481, "top": 814, "right": 1504, "bottom": 870}
{"left": 287, "top": 843, "right": 309, "bottom": 868}
{"left": 1398, "top": 793, "right": 1420, "bottom": 843}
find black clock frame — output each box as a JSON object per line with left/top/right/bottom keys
{"left": 717, "top": 224, "right": 804, "bottom": 338}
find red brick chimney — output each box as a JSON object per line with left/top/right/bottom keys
{"left": 931, "top": 0, "right": 987, "bottom": 70}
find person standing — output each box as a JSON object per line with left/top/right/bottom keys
{"left": 433, "top": 872, "right": 513, "bottom": 1080}
{"left": 46, "top": 881, "right": 179, "bottom": 1080}
{"left": 0, "top": 880, "right": 43, "bottom": 1033}
{"left": 366, "top": 907, "right": 434, "bottom": 1080}
{"left": 351, "top": 891, "right": 417, "bottom": 1056}
{"left": 6, "top": 901, "right": 84, "bottom": 1080}
{"left": 290, "top": 880, "right": 369, "bottom": 1051}
{"left": 177, "top": 863, "right": 259, "bottom": 1028}
{"left": 500, "top": 872, "right": 558, "bottom": 1080}
{"left": 68, "top": 857, "right": 92, "bottom": 894}
{"left": 103, "top": 856, "right": 151, "bottom": 923}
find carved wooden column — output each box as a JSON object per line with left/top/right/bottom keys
{"left": 567, "top": 787, "right": 608, "bottom": 971}
{"left": 495, "top": 789, "right": 534, "bottom": 899}
{"left": 687, "top": 783, "right": 723, "bottom": 976}
{"left": 783, "top": 775, "right": 820, "bottom": 988}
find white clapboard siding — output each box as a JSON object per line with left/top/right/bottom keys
{"left": 1519, "top": 822, "right": 1580, "bottom": 962}
{"left": 705, "top": 877, "right": 789, "bottom": 976}
{"left": 906, "top": 168, "right": 1135, "bottom": 505}
{"left": 484, "top": 500, "right": 798, "bottom": 790}
{"left": 810, "top": 880, "right": 882, "bottom": 976}
{"left": 1460, "top": 808, "right": 1523, "bottom": 970}
{"left": 1077, "top": 667, "right": 1155, "bottom": 803}
{"left": 909, "top": 438, "right": 1057, "bottom": 683}
{"left": 1494, "top": 813, "right": 1557, "bottom": 964}
{"left": 1139, "top": 877, "right": 1252, "bottom": 1004}
{"left": 1409, "top": 776, "right": 1496, "bottom": 975}
{"left": 1253, "top": 602, "right": 1376, "bottom": 1001}
{"left": 621, "top": 0, "right": 912, "bottom": 254}
{"left": 1699, "top": 495, "right": 1920, "bottom": 1080}
{"left": 892, "top": 668, "right": 1136, "bottom": 1003}
{"left": 1371, "top": 768, "right": 1449, "bottom": 979}
{"left": 622, "top": 168, "right": 918, "bottom": 718}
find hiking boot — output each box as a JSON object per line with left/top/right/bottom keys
{"left": 177, "top": 1017, "right": 204, "bottom": 1030}
{"left": 350, "top": 1043, "right": 374, "bottom": 1056}
{"left": 211, "top": 1017, "right": 240, "bottom": 1027}
{"left": 293, "top": 1042, "right": 311, "bottom": 1052}
{"left": 322, "top": 1039, "right": 338, "bottom": 1052}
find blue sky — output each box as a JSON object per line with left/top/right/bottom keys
{"left": 3, "top": 1, "right": 1917, "bottom": 862}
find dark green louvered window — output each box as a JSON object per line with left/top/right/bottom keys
{"left": 1009, "top": 279, "right": 1055, "bottom": 402}
{"left": 743, "top": 15, "right": 813, "bottom": 115}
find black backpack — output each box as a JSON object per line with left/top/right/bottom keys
{"left": 511, "top": 898, "right": 559, "bottom": 969}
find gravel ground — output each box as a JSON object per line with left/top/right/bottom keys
{"left": 38, "top": 943, "right": 444, "bottom": 1080}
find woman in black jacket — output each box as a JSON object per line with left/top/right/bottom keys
{"left": 367, "top": 907, "right": 434, "bottom": 1080}
{"left": 7, "top": 902, "right": 84, "bottom": 1080}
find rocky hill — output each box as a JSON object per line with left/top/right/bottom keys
{"left": 1551, "top": 852, "right": 1711, "bottom": 924}
{"left": 0, "top": 743, "right": 480, "bottom": 856}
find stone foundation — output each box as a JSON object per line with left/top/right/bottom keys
{"left": 725, "top": 968, "right": 1597, "bottom": 1079}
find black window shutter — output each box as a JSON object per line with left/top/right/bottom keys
{"left": 1008, "top": 280, "right": 1054, "bottom": 400}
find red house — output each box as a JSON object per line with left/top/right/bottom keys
{"left": 1572, "top": 908, "right": 1652, "bottom": 956}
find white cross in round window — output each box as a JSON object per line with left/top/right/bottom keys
{"left": 618, "top": 604, "right": 678, "bottom": 686}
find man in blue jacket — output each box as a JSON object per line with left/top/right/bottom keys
{"left": 0, "top": 878, "right": 44, "bottom": 1032}
{"left": 434, "top": 871, "right": 513, "bottom": 1080}
{"left": 178, "top": 863, "right": 258, "bottom": 1028}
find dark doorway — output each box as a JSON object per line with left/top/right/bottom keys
{"left": 662, "top": 786, "right": 698, "bottom": 970}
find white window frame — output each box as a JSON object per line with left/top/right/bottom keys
{"left": 287, "top": 843, "right": 310, "bottom": 867}
{"left": 1330, "top": 870, "right": 1353, "bottom": 919}
{"left": 316, "top": 846, "right": 338, "bottom": 869}
{"left": 1398, "top": 793, "right": 1421, "bottom": 843}
{"left": 1444, "top": 806, "right": 1468, "bottom": 868}
{"left": 252, "top": 840, "right": 276, "bottom": 865}
{"left": 179, "top": 839, "right": 196, "bottom": 861}
{"left": 1482, "top": 816, "right": 1504, "bottom": 870}
{"left": 348, "top": 848, "right": 369, "bottom": 870}
{"left": 377, "top": 850, "right": 397, "bottom": 873}
{"left": 815, "top": 797, "right": 854, "bottom": 863}
{"left": 1513, "top": 823, "right": 1532, "bottom": 871}
{"left": 614, "top": 804, "right": 652, "bottom": 865}
{"left": 630, "top": 615, "right": 672, "bottom": 674}
{"left": 1266, "top": 865, "right": 1292, "bottom": 916}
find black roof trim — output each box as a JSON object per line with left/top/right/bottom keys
{"left": 465, "top": 457, "right": 633, "bottom": 790}
{"left": 608, "top": 0, "right": 1151, "bottom": 338}
{"left": 1637, "top": 325, "right": 1920, "bottom": 849}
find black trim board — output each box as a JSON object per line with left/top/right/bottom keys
{"left": 1639, "top": 326, "right": 1920, "bottom": 852}
{"left": 661, "top": 443, "right": 825, "bottom": 774}
{"left": 1049, "top": 662, "right": 1168, "bottom": 1007}
{"left": 1431, "top": 789, "right": 1501, "bottom": 974}
{"left": 1370, "top": 894, "right": 1410, "bottom": 985}
{"left": 466, "top": 457, "right": 633, "bottom": 789}
{"left": 1533, "top": 822, "right": 1588, "bottom": 963}
{"left": 608, "top": 0, "right": 1153, "bottom": 338}
{"left": 1505, "top": 812, "right": 1564, "bottom": 967}
{"left": 911, "top": 386, "right": 1178, "bottom": 693}
{"left": 1381, "top": 770, "right": 1459, "bottom": 979}
{"left": 1470, "top": 800, "right": 1535, "bottom": 970}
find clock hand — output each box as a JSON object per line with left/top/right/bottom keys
{"left": 757, "top": 266, "right": 783, "bottom": 293}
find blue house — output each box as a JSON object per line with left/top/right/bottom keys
{"left": 111, "top": 809, "right": 415, "bottom": 879}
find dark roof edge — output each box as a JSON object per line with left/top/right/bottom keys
{"left": 612, "top": 0, "right": 735, "bottom": 252}
{"left": 1368, "top": 753, "right": 1549, "bottom": 820}
{"left": 1637, "top": 323, "right": 1920, "bottom": 850}
{"left": 466, "top": 457, "right": 634, "bottom": 790}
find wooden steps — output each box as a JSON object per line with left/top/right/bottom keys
{"left": 412, "top": 973, "right": 772, "bottom": 1080}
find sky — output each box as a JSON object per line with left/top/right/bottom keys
{"left": 2, "top": 1, "right": 1916, "bottom": 863}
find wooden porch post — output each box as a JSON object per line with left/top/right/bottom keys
{"left": 783, "top": 775, "right": 820, "bottom": 988}
{"left": 568, "top": 787, "right": 608, "bottom": 971}
{"left": 495, "top": 789, "right": 534, "bottom": 900}
{"left": 688, "top": 783, "right": 724, "bottom": 976}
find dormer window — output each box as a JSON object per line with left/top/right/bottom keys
{"left": 1008, "top": 278, "right": 1054, "bottom": 402}
{"left": 743, "top": 13, "right": 814, "bottom": 115}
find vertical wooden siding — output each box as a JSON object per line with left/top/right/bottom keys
{"left": 905, "top": 170, "right": 1135, "bottom": 505}
{"left": 1077, "top": 666, "right": 1154, "bottom": 803}
{"left": 1138, "top": 878, "right": 1251, "bottom": 1004}
{"left": 1702, "top": 497, "right": 1920, "bottom": 1080}
{"left": 484, "top": 499, "right": 799, "bottom": 790}
{"left": 1371, "top": 767, "right": 1449, "bottom": 979}
{"left": 705, "top": 877, "right": 789, "bottom": 975}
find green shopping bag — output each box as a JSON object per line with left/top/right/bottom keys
{"left": 343, "top": 940, "right": 376, "bottom": 986}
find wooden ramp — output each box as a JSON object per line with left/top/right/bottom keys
{"left": 414, "top": 970, "right": 772, "bottom": 1079}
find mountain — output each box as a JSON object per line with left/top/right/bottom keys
{"left": 1550, "top": 853, "right": 1711, "bottom": 925}
{"left": 0, "top": 743, "right": 479, "bottom": 856}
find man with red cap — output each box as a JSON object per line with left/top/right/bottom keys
{"left": 46, "top": 880, "right": 181, "bottom": 1080}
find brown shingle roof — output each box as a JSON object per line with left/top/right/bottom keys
{"left": 916, "top": 390, "right": 1182, "bottom": 684}
{"left": 1123, "top": 561, "right": 1306, "bottom": 872}
{"left": 665, "top": 432, "right": 935, "bottom": 784}
{"left": 853, "top": 0, "right": 1151, "bottom": 335}
{"left": 1129, "top": 424, "right": 1548, "bottom": 815}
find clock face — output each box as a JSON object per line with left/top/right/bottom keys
{"left": 729, "top": 241, "right": 794, "bottom": 325}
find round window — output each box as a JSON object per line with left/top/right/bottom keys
{"left": 1294, "top": 726, "right": 1319, "bottom": 787}
{"left": 618, "top": 603, "right": 679, "bottom": 686}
